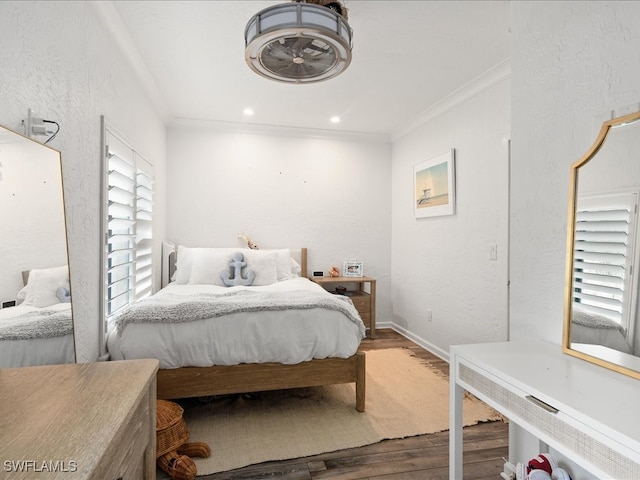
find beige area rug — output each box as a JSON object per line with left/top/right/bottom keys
{"left": 180, "top": 348, "right": 501, "bottom": 476}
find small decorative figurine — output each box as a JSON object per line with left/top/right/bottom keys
{"left": 329, "top": 266, "right": 340, "bottom": 277}
{"left": 238, "top": 233, "right": 260, "bottom": 250}
{"left": 156, "top": 399, "right": 211, "bottom": 480}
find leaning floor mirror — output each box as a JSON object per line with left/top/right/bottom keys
{"left": 563, "top": 110, "right": 640, "bottom": 379}
{"left": 0, "top": 125, "right": 75, "bottom": 367}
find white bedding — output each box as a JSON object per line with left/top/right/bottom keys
{"left": 571, "top": 304, "right": 632, "bottom": 354}
{"left": 0, "top": 303, "right": 75, "bottom": 367}
{"left": 107, "top": 278, "right": 366, "bottom": 369}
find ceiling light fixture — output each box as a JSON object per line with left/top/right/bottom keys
{"left": 244, "top": 0, "right": 353, "bottom": 84}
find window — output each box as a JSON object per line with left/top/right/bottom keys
{"left": 573, "top": 192, "right": 639, "bottom": 335}
{"left": 101, "top": 122, "right": 154, "bottom": 330}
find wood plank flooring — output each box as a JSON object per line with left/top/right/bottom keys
{"left": 196, "top": 329, "right": 508, "bottom": 480}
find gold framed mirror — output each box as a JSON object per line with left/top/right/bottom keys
{"left": 563, "top": 110, "right": 640, "bottom": 379}
{"left": 0, "top": 125, "right": 75, "bottom": 367}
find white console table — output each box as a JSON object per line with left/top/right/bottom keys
{"left": 449, "top": 341, "right": 640, "bottom": 479}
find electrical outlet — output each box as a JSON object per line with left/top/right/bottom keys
{"left": 26, "top": 108, "right": 37, "bottom": 138}
{"left": 25, "top": 108, "right": 52, "bottom": 138}
{"left": 427, "top": 309, "right": 432, "bottom": 322}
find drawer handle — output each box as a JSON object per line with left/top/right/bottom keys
{"left": 525, "top": 395, "right": 559, "bottom": 414}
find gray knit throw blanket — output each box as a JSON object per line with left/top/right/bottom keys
{"left": 0, "top": 309, "right": 73, "bottom": 340}
{"left": 572, "top": 305, "right": 626, "bottom": 333}
{"left": 115, "top": 289, "right": 366, "bottom": 338}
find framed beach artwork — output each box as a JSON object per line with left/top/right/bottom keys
{"left": 413, "top": 149, "right": 456, "bottom": 218}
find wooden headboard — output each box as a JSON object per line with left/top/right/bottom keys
{"left": 161, "top": 242, "right": 307, "bottom": 288}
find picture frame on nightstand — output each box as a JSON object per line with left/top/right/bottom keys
{"left": 343, "top": 261, "right": 363, "bottom": 277}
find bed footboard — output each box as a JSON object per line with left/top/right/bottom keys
{"left": 156, "top": 351, "right": 366, "bottom": 412}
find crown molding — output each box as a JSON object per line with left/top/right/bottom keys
{"left": 391, "top": 58, "right": 511, "bottom": 142}
{"left": 169, "top": 117, "right": 391, "bottom": 144}
{"left": 89, "top": 1, "right": 171, "bottom": 121}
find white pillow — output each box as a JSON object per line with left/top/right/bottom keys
{"left": 188, "top": 249, "right": 235, "bottom": 286}
{"left": 290, "top": 258, "right": 302, "bottom": 277}
{"left": 241, "top": 249, "right": 279, "bottom": 286}
{"left": 263, "top": 248, "right": 293, "bottom": 281}
{"left": 23, "top": 265, "right": 69, "bottom": 308}
{"left": 174, "top": 246, "right": 235, "bottom": 284}
{"left": 173, "top": 245, "right": 195, "bottom": 284}
{"left": 16, "top": 285, "right": 28, "bottom": 305}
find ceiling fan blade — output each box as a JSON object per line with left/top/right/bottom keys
{"left": 261, "top": 35, "right": 338, "bottom": 79}
{"left": 291, "top": 36, "right": 313, "bottom": 53}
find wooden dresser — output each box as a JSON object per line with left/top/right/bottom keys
{"left": 0, "top": 359, "right": 159, "bottom": 479}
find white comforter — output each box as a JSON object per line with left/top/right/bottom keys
{"left": 571, "top": 304, "right": 632, "bottom": 354}
{"left": 107, "top": 278, "right": 365, "bottom": 369}
{"left": 0, "top": 303, "right": 75, "bottom": 367}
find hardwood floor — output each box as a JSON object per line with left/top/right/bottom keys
{"left": 196, "top": 329, "right": 508, "bottom": 480}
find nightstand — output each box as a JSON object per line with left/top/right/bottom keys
{"left": 312, "top": 276, "right": 376, "bottom": 338}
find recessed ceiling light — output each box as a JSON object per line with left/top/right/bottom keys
{"left": 330, "top": 116, "right": 341, "bottom": 124}
{"left": 243, "top": 108, "right": 254, "bottom": 116}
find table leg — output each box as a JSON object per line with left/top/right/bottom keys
{"left": 449, "top": 376, "right": 464, "bottom": 479}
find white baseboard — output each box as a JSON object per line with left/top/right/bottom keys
{"left": 376, "top": 321, "right": 450, "bottom": 363}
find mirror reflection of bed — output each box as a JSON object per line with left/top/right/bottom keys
{"left": 0, "top": 125, "right": 74, "bottom": 367}
{"left": 564, "top": 111, "right": 640, "bottom": 377}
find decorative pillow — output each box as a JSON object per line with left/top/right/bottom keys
{"left": 56, "top": 280, "right": 72, "bottom": 303}
{"left": 23, "top": 265, "right": 69, "bottom": 308}
{"left": 241, "top": 249, "right": 279, "bottom": 286}
{"left": 188, "top": 249, "right": 235, "bottom": 286}
{"left": 221, "top": 252, "right": 256, "bottom": 286}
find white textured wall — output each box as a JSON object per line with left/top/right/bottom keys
{"left": 510, "top": 2, "right": 640, "bottom": 474}
{"left": 166, "top": 126, "right": 392, "bottom": 323}
{"left": 510, "top": 0, "right": 640, "bottom": 344}
{"left": 390, "top": 78, "right": 510, "bottom": 359}
{"left": 0, "top": 1, "right": 167, "bottom": 361}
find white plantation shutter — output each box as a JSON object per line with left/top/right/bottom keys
{"left": 135, "top": 168, "right": 154, "bottom": 300}
{"left": 573, "top": 192, "right": 638, "bottom": 332}
{"left": 103, "top": 126, "right": 154, "bottom": 325}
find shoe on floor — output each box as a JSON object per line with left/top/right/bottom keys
{"left": 527, "top": 453, "right": 558, "bottom": 475}
{"left": 552, "top": 467, "right": 572, "bottom": 480}
{"left": 529, "top": 470, "right": 552, "bottom": 480}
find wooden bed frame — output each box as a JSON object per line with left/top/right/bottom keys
{"left": 156, "top": 245, "right": 366, "bottom": 412}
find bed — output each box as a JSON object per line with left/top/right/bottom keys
{"left": 571, "top": 303, "right": 632, "bottom": 354}
{"left": 107, "top": 246, "right": 367, "bottom": 411}
{"left": 0, "top": 266, "right": 74, "bottom": 368}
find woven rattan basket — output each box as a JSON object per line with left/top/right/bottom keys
{"left": 156, "top": 400, "right": 190, "bottom": 458}
{"left": 306, "top": 0, "right": 349, "bottom": 20}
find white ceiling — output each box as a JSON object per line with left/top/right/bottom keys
{"left": 105, "top": 1, "right": 510, "bottom": 139}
